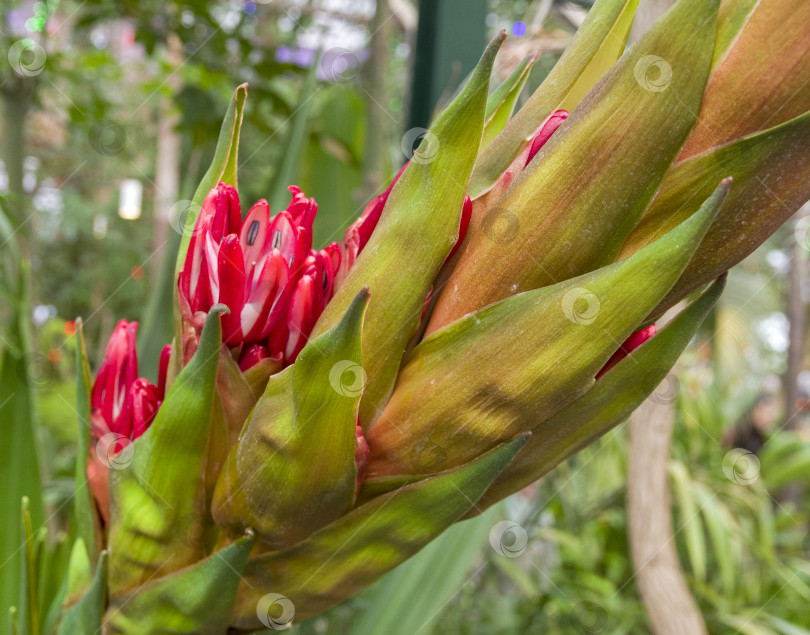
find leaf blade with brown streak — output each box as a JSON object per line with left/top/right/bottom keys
{"left": 108, "top": 308, "right": 223, "bottom": 596}
{"left": 230, "top": 436, "right": 528, "bottom": 629}
{"left": 310, "top": 34, "right": 504, "bottom": 426}
{"left": 620, "top": 110, "right": 810, "bottom": 316}
{"left": 473, "top": 275, "right": 726, "bottom": 513}
{"left": 469, "top": 0, "right": 639, "bottom": 198}
{"left": 366, "top": 182, "right": 728, "bottom": 481}
{"left": 429, "top": 0, "right": 718, "bottom": 331}
{"left": 212, "top": 290, "right": 369, "bottom": 549}
{"left": 680, "top": 0, "right": 810, "bottom": 159}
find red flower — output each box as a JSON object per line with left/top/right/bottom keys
{"left": 179, "top": 183, "right": 342, "bottom": 370}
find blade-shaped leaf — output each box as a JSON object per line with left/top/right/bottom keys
{"left": 346, "top": 504, "right": 503, "bottom": 635}
{"left": 469, "top": 0, "right": 639, "bottom": 198}
{"left": 482, "top": 52, "right": 537, "bottom": 148}
{"left": 430, "top": 0, "right": 718, "bottom": 330}
{"left": 230, "top": 436, "right": 528, "bottom": 629}
{"left": 104, "top": 536, "right": 254, "bottom": 635}
{"left": 681, "top": 0, "right": 810, "bottom": 158}
{"left": 367, "top": 183, "right": 726, "bottom": 480}
{"left": 212, "top": 290, "right": 369, "bottom": 548}
{"left": 619, "top": 110, "right": 810, "bottom": 316}
{"left": 56, "top": 552, "right": 107, "bottom": 635}
{"left": 174, "top": 84, "right": 247, "bottom": 276}
{"left": 713, "top": 0, "right": 759, "bottom": 68}
{"left": 472, "top": 275, "right": 725, "bottom": 511}
{"left": 311, "top": 33, "right": 504, "bottom": 425}
{"left": 108, "top": 308, "right": 223, "bottom": 595}
{"left": 73, "top": 319, "right": 102, "bottom": 569}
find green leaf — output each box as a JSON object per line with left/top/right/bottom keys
{"left": 469, "top": 0, "right": 639, "bottom": 198}
{"left": 108, "top": 308, "right": 223, "bottom": 596}
{"left": 669, "top": 461, "right": 706, "bottom": 581}
{"left": 174, "top": 84, "right": 247, "bottom": 277}
{"left": 0, "top": 244, "right": 43, "bottom": 626}
{"left": 18, "top": 498, "right": 39, "bottom": 635}
{"left": 104, "top": 536, "right": 254, "bottom": 635}
{"left": 73, "top": 319, "right": 102, "bottom": 569}
{"left": 56, "top": 552, "right": 107, "bottom": 635}
{"left": 230, "top": 436, "right": 528, "bottom": 629}
{"left": 472, "top": 275, "right": 725, "bottom": 511}
{"left": 620, "top": 110, "right": 810, "bottom": 316}
{"left": 366, "top": 182, "right": 726, "bottom": 480}
{"left": 681, "top": 0, "right": 810, "bottom": 158}
{"left": 212, "top": 290, "right": 369, "bottom": 548}
{"left": 311, "top": 33, "right": 504, "bottom": 425}
{"left": 432, "top": 0, "right": 718, "bottom": 328}
{"left": 713, "top": 0, "right": 759, "bottom": 68}
{"left": 482, "top": 52, "right": 537, "bottom": 148}
{"left": 347, "top": 504, "right": 504, "bottom": 635}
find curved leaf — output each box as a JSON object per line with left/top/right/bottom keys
{"left": 681, "top": 0, "right": 810, "bottom": 158}
{"left": 104, "top": 537, "right": 254, "bottom": 635}
{"left": 469, "top": 0, "right": 639, "bottom": 198}
{"left": 472, "top": 275, "right": 725, "bottom": 511}
{"left": 212, "top": 290, "right": 369, "bottom": 548}
{"left": 431, "top": 0, "right": 718, "bottom": 329}
{"left": 619, "top": 110, "right": 810, "bottom": 315}
{"left": 56, "top": 551, "right": 107, "bottom": 635}
{"left": 366, "top": 182, "right": 726, "bottom": 481}
{"left": 230, "top": 436, "right": 528, "bottom": 629}
{"left": 482, "top": 52, "right": 537, "bottom": 147}
{"left": 108, "top": 308, "right": 223, "bottom": 595}
{"left": 311, "top": 33, "right": 504, "bottom": 425}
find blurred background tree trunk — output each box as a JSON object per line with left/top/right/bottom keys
{"left": 628, "top": 396, "right": 708, "bottom": 635}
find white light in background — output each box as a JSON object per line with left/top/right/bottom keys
{"left": 118, "top": 178, "right": 142, "bottom": 220}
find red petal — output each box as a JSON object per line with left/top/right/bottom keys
{"left": 243, "top": 249, "right": 290, "bottom": 341}
{"left": 285, "top": 275, "right": 316, "bottom": 362}
{"left": 525, "top": 110, "right": 568, "bottom": 167}
{"left": 217, "top": 235, "right": 247, "bottom": 345}
{"left": 238, "top": 343, "right": 270, "bottom": 372}
{"left": 596, "top": 325, "right": 657, "bottom": 380}
{"left": 445, "top": 195, "right": 473, "bottom": 264}
{"left": 129, "top": 378, "right": 159, "bottom": 439}
{"left": 91, "top": 320, "right": 139, "bottom": 436}
{"left": 239, "top": 199, "right": 271, "bottom": 277}
{"left": 157, "top": 344, "right": 171, "bottom": 401}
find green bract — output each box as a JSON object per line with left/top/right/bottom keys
{"left": 31, "top": 0, "right": 810, "bottom": 631}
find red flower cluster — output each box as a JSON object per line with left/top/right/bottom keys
{"left": 178, "top": 184, "right": 340, "bottom": 369}
{"left": 90, "top": 320, "right": 168, "bottom": 442}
